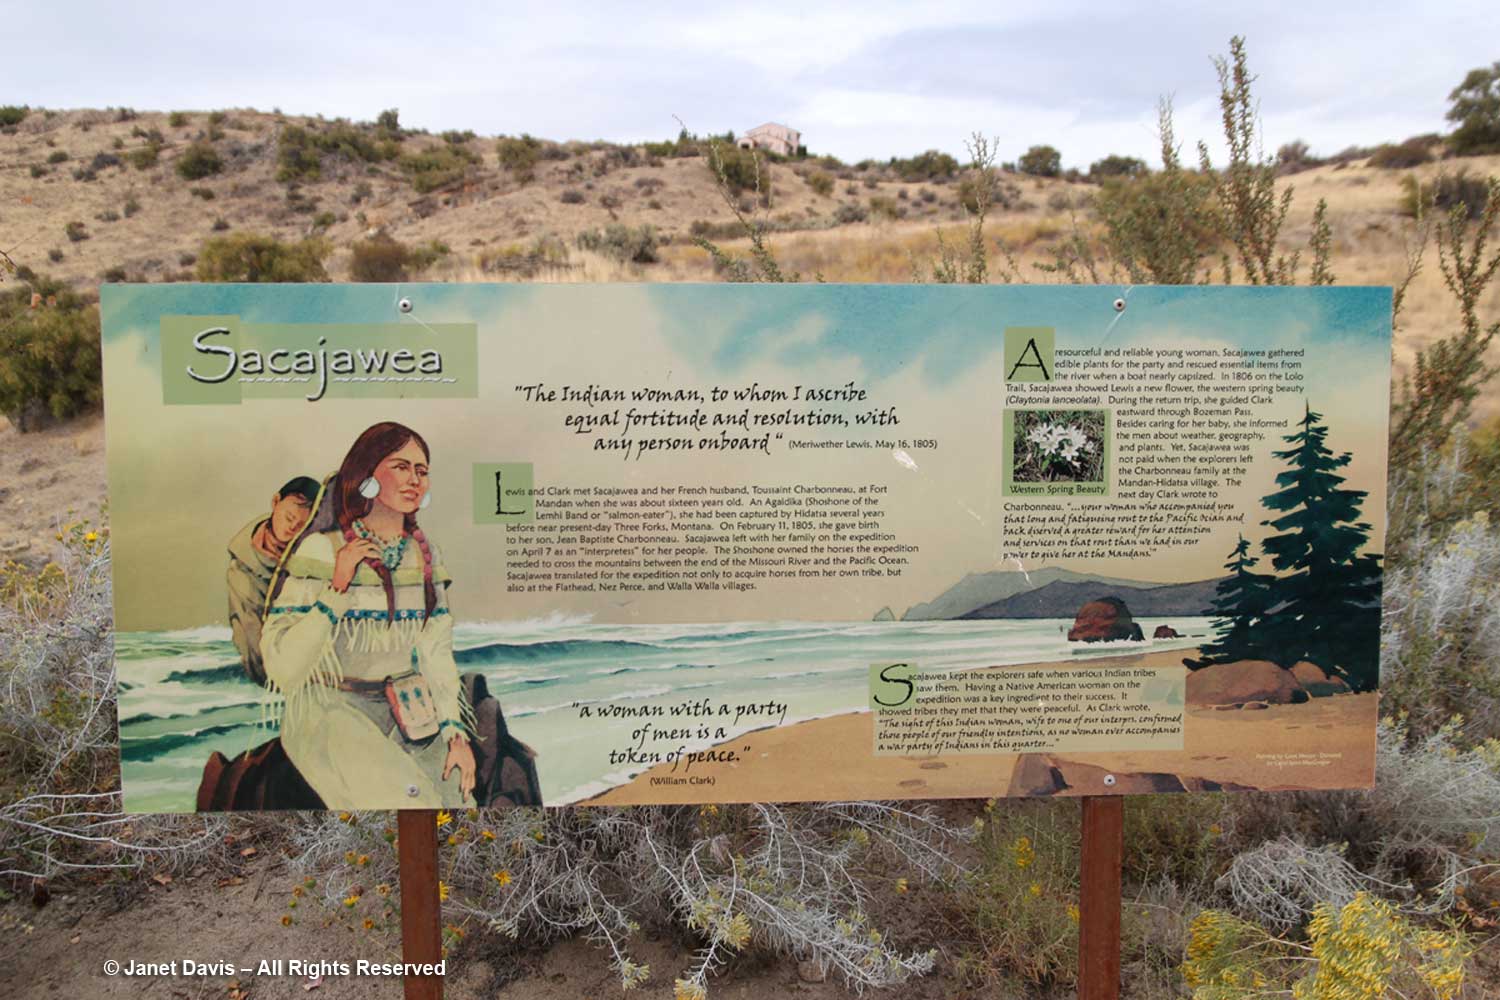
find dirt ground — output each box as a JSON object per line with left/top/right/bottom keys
{"left": 0, "top": 413, "right": 107, "bottom": 566}
{"left": 0, "top": 842, "right": 976, "bottom": 1000}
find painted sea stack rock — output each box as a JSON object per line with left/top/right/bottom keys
{"left": 1186, "top": 660, "right": 1311, "bottom": 707}
{"left": 1289, "top": 661, "right": 1353, "bottom": 697}
{"left": 1153, "top": 625, "right": 1182, "bottom": 639}
{"left": 1067, "top": 596, "right": 1145, "bottom": 642}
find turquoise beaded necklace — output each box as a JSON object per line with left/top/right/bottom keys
{"left": 352, "top": 519, "right": 408, "bottom": 569}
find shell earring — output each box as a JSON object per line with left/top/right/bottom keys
{"left": 358, "top": 477, "right": 381, "bottom": 500}
{"left": 419, "top": 491, "right": 431, "bottom": 510}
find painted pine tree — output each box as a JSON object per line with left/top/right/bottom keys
{"left": 1258, "top": 402, "right": 1382, "bottom": 691}
{"left": 1199, "top": 533, "right": 1276, "bottom": 666}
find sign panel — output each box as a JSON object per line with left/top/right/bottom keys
{"left": 101, "top": 284, "right": 1390, "bottom": 811}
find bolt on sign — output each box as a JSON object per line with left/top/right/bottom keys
{"left": 100, "top": 284, "right": 1389, "bottom": 811}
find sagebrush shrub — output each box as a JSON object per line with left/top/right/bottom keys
{"left": 0, "top": 279, "right": 101, "bottom": 427}
{"left": 1368, "top": 138, "right": 1435, "bottom": 169}
{"left": 496, "top": 134, "right": 542, "bottom": 182}
{"left": 348, "top": 233, "right": 447, "bottom": 281}
{"left": 175, "top": 140, "right": 222, "bottom": 180}
{"left": 1398, "top": 169, "right": 1494, "bottom": 221}
{"left": 576, "top": 224, "right": 659, "bottom": 264}
{"left": 401, "top": 144, "right": 479, "bottom": 193}
{"left": 195, "top": 232, "right": 331, "bottom": 282}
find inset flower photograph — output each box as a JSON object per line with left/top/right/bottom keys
{"left": 1010, "top": 409, "right": 1106, "bottom": 483}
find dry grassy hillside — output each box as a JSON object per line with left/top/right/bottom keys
{"left": 2, "top": 107, "right": 1498, "bottom": 419}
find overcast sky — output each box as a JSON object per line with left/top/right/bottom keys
{"left": 9, "top": 2, "right": 1496, "bottom": 168}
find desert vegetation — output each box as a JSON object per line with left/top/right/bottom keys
{"left": 2, "top": 37, "right": 1500, "bottom": 1000}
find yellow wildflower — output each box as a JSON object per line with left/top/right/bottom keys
{"left": 362, "top": 918, "right": 375, "bottom": 930}
{"left": 1028, "top": 882, "right": 1042, "bottom": 898}
{"left": 1067, "top": 903, "right": 1080, "bottom": 924}
{"left": 436, "top": 810, "right": 452, "bottom": 828}
{"left": 376, "top": 883, "right": 391, "bottom": 897}
{"left": 1012, "top": 836, "right": 1035, "bottom": 870}
{"left": 356, "top": 854, "right": 369, "bottom": 866}
{"left": 894, "top": 877, "right": 908, "bottom": 894}
{"left": 480, "top": 829, "right": 496, "bottom": 841}
{"left": 342, "top": 894, "right": 359, "bottom": 908}
{"left": 281, "top": 914, "right": 293, "bottom": 926}
{"left": 439, "top": 881, "right": 450, "bottom": 901}
{"left": 493, "top": 870, "right": 512, "bottom": 888}
{"left": 84, "top": 531, "right": 97, "bottom": 543}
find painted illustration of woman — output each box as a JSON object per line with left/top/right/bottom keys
{"left": 259, "top": 421, "right": 478, "bottom": 809}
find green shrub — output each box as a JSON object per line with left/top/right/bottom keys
{"left": 29, "top": 164, "right": 48, "bottom": 179}
{"left": 175, "top": 140, "right": 223, "bottom": 179}
{"left": 1398, "top": 169, "right": 1494, "bottom": 220}
{"left": 709, "top": 145, "right": 768, "bottom": 194}
{"left": 496, "top": 134, "right": 542, "bottom": 181}
{"left": 47, "top": 249, "right": 63, "bottom": 263}
{"left": 868, "top": 196, "right": 903, "bottom": 220}
{"left": 890, "top": 149, "right": 959, "bottom": 181}
{"left": 805, "top": 169, "right": 834, "bottom": 196}
{"left": 833, "top": 202, "right": 868, "bottom": 224}
{"left": 0, "top": 277, "right": 102, "bottom": 428}
{"left": 168, "top": 111, "right": 189, "bottom": 127}
{"left": 348, "top": 233, "right": 448, "bottom": 281}
{"left": 1091, "top": 103, "right": 1223, "bottom": 286}
{"left": 276, "top": 122, "right": 396, "bottom": 183}
{"left": 127, "top": 143, "right": 160, "bottom": 169}
{"left": 0, "top": 105, "right": 28, "bottom": 126}
{"left": 64, "top": 221, "right": 89, "bottom": 243}
{"left": 276, "top": 125, "right": 323, "bottom": 181}
{"left": 46, "top": 150, "right": 68, "bottom": 164}
{"left": 1088, "top": 154, "right": 1147, "bottom": 179}
{"left": 957, "top": 172, "right": 1019, "bottom": 213}
{"left": 189, "top": 185, "right": 215, "bottom": 201}
{"left": 123, "top": 195, "right": 141, "bottom": 218}
{"left": 952, "top": 801, "right": 1080, "bottom": 991}
{"left": 195, "top": 232, "right": 331, "bottom": 282}
{"left": 576, "top": 224, "right": 659, "bottom": 264}
{"left": 1368, "top": 138, "right": 1434, "bottom": 169}
{"left": 375, "top": 108, "right": 403, "bottom": 138}
{"left": 1018, "top": 144, "right": 1062, "bottom": 177}
{"left": 400, "top": 143, "right": 479, "bottom": 193}
{"left": 442, "top": 129, "right": 476, "bottom": 145}
{"left": 559, "top": 188, "right": 586, "bottom": 204}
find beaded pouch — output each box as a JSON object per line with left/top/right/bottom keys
{"left": 384, "top": 672, "right": 440, "bottom": 742}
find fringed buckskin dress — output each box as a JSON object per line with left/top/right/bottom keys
{"left": 261, "top": 530, "right": 476, "bottom": 808}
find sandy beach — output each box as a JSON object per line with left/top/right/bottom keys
{"left": 589, "top": 648, "right": 1378, "bottom": 804}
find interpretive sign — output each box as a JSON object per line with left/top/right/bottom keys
{"left": 101, "top": 284, "right": 1389, "bottom": 811}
